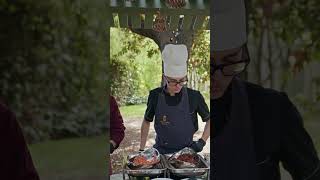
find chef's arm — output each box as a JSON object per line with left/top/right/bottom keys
{"left": 201, "top": 119, "right": 210, "bottom": 142}
{"left": 140, "top": 119, "right": 150, "bottom": 150}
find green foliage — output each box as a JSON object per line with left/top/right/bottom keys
{"left": 110, "top": 28, "right": 162, "bottom": 105}
{"left": 247, "top": 0, "right": 320, "bottom": 89}
{"left": 188, "top": 28, "right": 210, "bottom": 93}
{"left": 0, "top": 0, "right": 108, "bottom": 142}
{"left": 110, "top": 27, "right": 210, "bottom": 104}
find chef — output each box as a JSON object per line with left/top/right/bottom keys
{"left": 139, "top": 44, "right": 210, "bottom": 155}
{"left": 211, "top": 0, "right": 320, "bottom": 179}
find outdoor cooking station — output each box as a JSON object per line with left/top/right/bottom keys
{"left": 121, "top": 148, "right": 210, "bottom": 180}
{"left": 107, "top": 1, "right": 211, "bottom": 179}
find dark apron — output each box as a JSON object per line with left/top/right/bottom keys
{"left": 154, "top": 87, "right": 195, "bottom": 154}
{"left": 213, "top": 78, "right": 258, "bottom": 180}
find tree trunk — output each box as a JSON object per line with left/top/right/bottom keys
{"left": 280, "top": 48, "right": 291, "bottom": 91}
{"left": 256, "top": 22, "right": 265, "bottom": 85}
{"left": 266, "top": 18, "right": 274, "bottom": 88}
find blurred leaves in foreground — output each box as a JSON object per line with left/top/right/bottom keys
{"left": 0, "top": 0, "right": 108, "bottom": 143}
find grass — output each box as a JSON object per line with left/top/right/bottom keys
{"left": 119, "top": 97, "right": 210, "bottom": 119}
{"left": 28, "top": 104, "right": 165, "bottom": 179}
{"left": 29, "top": 135, "right": 107, "bottom": 180}
{"left": 119, "top": 104, "right": 146, "bottom": 118}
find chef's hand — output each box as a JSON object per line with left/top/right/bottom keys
{"left": 190, "top": 139, "right": 206, "bottom": 152}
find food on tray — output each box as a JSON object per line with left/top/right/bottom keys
{"left": 127, "top": 148, "right": 161, "bottom": 169}
{"left": 132, "top": 155, "right": 148, "bottom": 165}
{"left": 132, "top": 154, "right": 159, "bottom": 166}
{"left": 168, "top": 147, "right": 200, "bottom": 168}
{"left": 176, "top": 154, "right": 198, "bottom": 164}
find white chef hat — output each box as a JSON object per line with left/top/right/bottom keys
{"left": 162, "top": 44, "right": 188, "bottom": 78}
{"left": 211, "top": 0, "right": 247, "bottom": 51}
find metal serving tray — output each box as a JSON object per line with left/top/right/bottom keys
{"left": 123, "top": 155, "right": 167, "bottom": 177}
{"left": 164, "top": 154, "right": 210, "bottom": 178}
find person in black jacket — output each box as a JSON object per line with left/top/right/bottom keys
{"left": 211, "top": 0, "right": 320, "bottom": 180}
{"left": 140, "top": 44, "right": 210, "bottom": 155}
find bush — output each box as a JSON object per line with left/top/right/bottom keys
{"left": 0, "top": 0, "right": 108, "bottom": 143}
{"left": 122, "top": 96, "right": 148, "bottom": 106}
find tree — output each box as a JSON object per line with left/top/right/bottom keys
{"left": 246, "top": 0, "right": 320, "bottom": 91}
{"left": 0, "top": 0, "right": 108, "bottom": 142}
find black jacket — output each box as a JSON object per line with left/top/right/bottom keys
{"left": 213, "top": 81, "right": 320, "bottom": 180}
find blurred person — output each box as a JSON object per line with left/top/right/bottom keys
{"left": 211, "top": 0, "right": 320, "bottom": 180}
{"left": 109, "top": 95, "right": 125, "bottom": 175}
{"left": 139, "top": 44, "right": 210, "bottom": 154}
{"left": 0, "top": 101, "right": 40, "bottom": 180}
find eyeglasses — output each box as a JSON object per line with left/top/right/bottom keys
{"left": 164, "top": 76, "right": 188, "bottom": 86}
{"left": 211, "top": 59, "right": 249, "bottom": 76}
{"left": 211, "top": 45, "right": 250, "bottom": 76}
